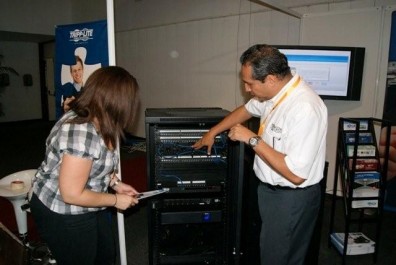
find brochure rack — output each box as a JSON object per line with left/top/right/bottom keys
{"left": 329, "top": 117, "right": 392, "bottom": 264}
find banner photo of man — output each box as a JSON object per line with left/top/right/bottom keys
{"left": 55, "top": 20, "right": 108, "bottom": 119}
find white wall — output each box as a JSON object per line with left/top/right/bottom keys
{"left": 115, "top": 1, "right": 302, "bottom": 136}
{"left": 112, "top": 0, "right": 396, "bottom": 195}
{"left": 112, "top": 1, "right": 396, "bottom": 139}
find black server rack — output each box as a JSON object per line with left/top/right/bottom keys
{"left": 145, "top": 108, "right": 244, "bottom": 265}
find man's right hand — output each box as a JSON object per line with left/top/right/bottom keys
{"left": 63, "top": 96, "right": 75, "bottom": 112}
{"left": 192, "top": 131, "right": 215, "bottom": 155}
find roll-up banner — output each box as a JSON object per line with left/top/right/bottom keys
{"left": 55, "top": 20, "right": 108, "bottom": 119}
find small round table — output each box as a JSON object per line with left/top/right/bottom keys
{"left": 0, "top": 169, "right": 36, "bottom": 241}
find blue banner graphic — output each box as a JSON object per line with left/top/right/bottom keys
{"left": 55, "top": 20, "right": 108, "bottom": 119}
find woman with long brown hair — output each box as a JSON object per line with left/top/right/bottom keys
{"left": 30, "top": 66, "right": 140, "bottom": 265}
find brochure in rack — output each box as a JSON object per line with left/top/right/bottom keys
{"left": 330, "top": 232, "right": 375, "bottom": 255}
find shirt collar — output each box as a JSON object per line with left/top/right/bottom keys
{"left": 269, "top": 74, "right": 300, "bottom": 104}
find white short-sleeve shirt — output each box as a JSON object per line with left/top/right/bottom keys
{"left": 245, "top": 74, "right": 328, "bottom": 188}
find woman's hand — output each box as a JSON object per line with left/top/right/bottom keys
{"left": 114, "top": 193, "right": 139, "bottom": 210}
{"left": 113, "top": 181, "right": 139, "bottom": 196}
{"left": 113, "top": 182, "right": 139, "bottom": 210}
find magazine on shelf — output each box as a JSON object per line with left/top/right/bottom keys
{"left": 346, "top": 145, "right": 376, "bottom": 157}
{"left": 345, "top": 171, "right": 380, "bottom": 208}
{"left": 343, "top": 120, "right": 369, "bottom": 131}
{"left": 345, "top": 132, "right": 373, "bottom": 144}
{"left": 348, "top": 158, "right": 378, "bottom": 171}
{"left": 330, "top": 232, "right": 375, "bottom": 255}
{"left": 352, "top": 171, "right": 380, "bottom": 198}
{"left": 351, "top": 199, "right": 378, "bottom": 208}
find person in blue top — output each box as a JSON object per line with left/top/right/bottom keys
{"left": 30, "top": 66, "right": 140, "bottom": 265}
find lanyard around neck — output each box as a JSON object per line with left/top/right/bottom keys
{"left": 257, "top": 76, "right": 301, "bottom": 136}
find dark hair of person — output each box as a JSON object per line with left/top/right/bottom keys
{"left": 239, "top": 44, "right": 291, "bottom": 82}
{"left": 68, "top": 66, "right": 139, "bottom": 149}
{"left": 70, "top": 55, "right": 84, "bottom": 71}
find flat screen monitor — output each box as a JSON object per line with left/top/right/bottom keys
{"left": 275, "top": 45, "right": 365, "bottom": 101}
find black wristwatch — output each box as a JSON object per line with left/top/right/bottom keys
{"left": 248, "top": 136, "right": 262, "bottom": 148}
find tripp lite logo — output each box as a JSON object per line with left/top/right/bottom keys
{"left": 69, "top": 28, "right": 94, "bottom": 42}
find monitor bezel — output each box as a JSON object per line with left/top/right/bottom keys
{"left": 274, "top": 45, "right": 365, "bottom": 101}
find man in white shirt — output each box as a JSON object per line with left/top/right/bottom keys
{"left": 193, "top": 44, "right": 328, "bottom": 265}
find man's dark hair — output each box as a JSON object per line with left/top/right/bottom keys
{"left": 70, "top": 55, "right": 84, "bottom": 72}
{"left": 240, "top": 44, "right": 291, "bottom": 82}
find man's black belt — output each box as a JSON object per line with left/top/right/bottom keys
{"left": 261, "top": 182, "right": 317, "bottom": 191}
